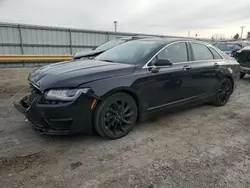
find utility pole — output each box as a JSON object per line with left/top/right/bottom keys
{"left": 240, "top": 26, "right": 246, "bottom": 39}
{"left": 114, "top": 21, "right": 117, "bottom": 36}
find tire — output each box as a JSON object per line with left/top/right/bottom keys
{"left": 213, "top": 77, "right": 233, "bottom": 106}
{"left": 240, "top": 72, "right": 246, "bottom": 79}
{"left": 93, "top": 92, "right": 138, "bottom": 140}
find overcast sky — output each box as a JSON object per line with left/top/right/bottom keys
{"left": 0, "top": 0, "right": 250, "bottom": 38}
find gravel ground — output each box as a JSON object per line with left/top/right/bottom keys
{"left": 0, "top": 68, "right": 250, "bottom": 188}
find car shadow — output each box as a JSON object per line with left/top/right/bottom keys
{"left": 241, "top": 75, "right": 250, "bottom": 81}
{"left": 29, "top": 103, "right": 211, "bottom": 143}
{"left": 132, "top": 102, "right": 211, "bottom": 130}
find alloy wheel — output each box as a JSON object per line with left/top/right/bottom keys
{"left": 104, "top": 99, "right": 135, "bottom": 136}
{"left": 217, "top": 79, "right": 232, "bottom": 105}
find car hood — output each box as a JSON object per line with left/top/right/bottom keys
{"left": 73, "top": 50, "right": 105, "bottom": 59}
{"left": 28, "top": 60, "right": 135, "bottom": 91}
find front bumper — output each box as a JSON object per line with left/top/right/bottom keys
{"left": 14, "top": 93, "right": 96, "bottom": 135}
{"left": 240, "top": 65, "right": 250, "bottom": 73}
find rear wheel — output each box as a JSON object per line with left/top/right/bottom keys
{"left": 213, "top": 77, "right": 233, "bottom": 106}
{"left": 240, "top": 72, "right": 246, "bottom": 79}
{"left": 93, "top": 93, "right": 137, "bottom": 139}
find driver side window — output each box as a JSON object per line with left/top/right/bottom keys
{"left": 156, "top": 42, "right": 188, "bottom": 64}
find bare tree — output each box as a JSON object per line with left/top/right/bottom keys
{"left": 212, "top": 33, "right": 226, "bottom": 40}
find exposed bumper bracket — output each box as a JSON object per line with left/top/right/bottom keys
{"left": 13, "top": 96, "right": 29, "bottom": 115}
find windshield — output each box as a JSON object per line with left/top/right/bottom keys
{"left": 214, "top": 43, "right": 234, "bottom": 51}
{"left": 95, "top": 40, "right": 163, "bottom": 64}
{"left": 95, "top": 39, "right": 125, "bottom": 51}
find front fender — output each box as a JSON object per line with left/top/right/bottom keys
{"left": 80, "top": 70, "right": 150, "bottom": 119}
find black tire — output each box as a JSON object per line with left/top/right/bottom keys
{"left": 240, "top": 72, "right": 246, "bottom": 79}
{"left": 213, "top": 77, "right": 233, "bottom": 106}
{"left": 93, "top": 92, "right": 138, "bottom": 140}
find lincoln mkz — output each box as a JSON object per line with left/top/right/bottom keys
{"left": 14, "top": 38, "right": 240, "bottom": 139}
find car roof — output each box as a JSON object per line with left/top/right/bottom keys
{"left": 135, "top": 37, "right": 210, "bottom": 45}
{"left": 116, "top": 36, "right": 158, "bottom": 41}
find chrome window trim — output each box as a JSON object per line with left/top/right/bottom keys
{"left": 143, "top": 41, "right": 189, "bottom": 69}
{"left": 190, "top": 42, "right": 224, "bottom": 61}
{"left": 146, "top": 61, "right": 192, "bottom": 69}
{"left": 207, "top": 44, "right": 225, "bottom": 60}
{"left": 146, "top": 59, "right": 224, "bottom": 69}
{"left": 143, "top": 41, "right": 225, "bottom": 69}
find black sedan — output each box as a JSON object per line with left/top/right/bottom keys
{"left": 14, "top": 38, "right": 240, "bottom": 139}
{"left": 235, "top": 46, "right": 250, "bottom": 78}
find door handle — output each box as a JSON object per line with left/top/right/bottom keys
{"left": 183, "top": 65, "right": 192, "bottom": 71}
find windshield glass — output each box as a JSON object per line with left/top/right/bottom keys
{"left": 95, "top": 40, "right": 163, "bottom": 64}
{"left": 95, "top": 39, "right": 125, "bottom": 51}
{"left": 214, "top": 43, "right": 234, "bottom": 51}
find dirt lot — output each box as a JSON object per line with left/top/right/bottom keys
{"left": 0, "top": 68, "right": 250, "bottom": 188}
{"left": 0, "top": 68, "right": 35, "bottom": 97}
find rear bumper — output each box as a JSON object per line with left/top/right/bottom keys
{"left": 14, "top": 94, "right": 96, "bottom": 135}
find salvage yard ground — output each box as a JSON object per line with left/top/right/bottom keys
{"left": 0, "top": 68, "right": 250, "bottom": 188}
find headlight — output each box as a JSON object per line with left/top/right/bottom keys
{"left": 45, "top": 88, "right": 90, "bottom": 101}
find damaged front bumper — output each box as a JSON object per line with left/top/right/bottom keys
{"left": 14, "top": 93, "right": 96, "bottom": 135}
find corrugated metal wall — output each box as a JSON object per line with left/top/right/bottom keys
{"left": 0, "top": 23, "right": 212, "bottom": 55}
{"left": 0, "top": 23, "right": 149, "bottom": 55}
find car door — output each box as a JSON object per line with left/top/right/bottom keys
{"left": 143, "top": 42, "right": 197, "bottom": 111}
{"left": 188, "top": 42, "right": 222, "bottom": 97}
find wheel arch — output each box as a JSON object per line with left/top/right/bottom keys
{"left": 100, "top": 87, "right": 144, "bottom": 120}
{"left": 225, "top": 75, "right": 234, "bottom": 91}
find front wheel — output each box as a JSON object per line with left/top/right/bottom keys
{"left": 93, "top": 93, "right": 138, "bottom": 139}
{"left": 240, "top": 72, "right": 246, "bottom": 79}
{"left": 213, "top": 77, "right": 233, "bottom": 106}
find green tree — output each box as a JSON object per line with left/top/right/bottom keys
{"left": 234, "top": 33, "right": 239, "bottom": 39}
{"left": 247, "top": 32, "right": 250, "bottom": 39}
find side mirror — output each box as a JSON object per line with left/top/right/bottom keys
{"left": 154, "top": 59, "right": 173, "bottom": 66}
{"left": 234, "top": 50, "right": 241, "bottom": 60}
{"left": 231, "top": 49, "right": 240, "bottom": 57}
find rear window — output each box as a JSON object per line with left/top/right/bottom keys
{"left": 191, "top": 43, "right": 214, "bottom": 61}
{"left": 209, "top": 47, "right": 223, "bottom": 59}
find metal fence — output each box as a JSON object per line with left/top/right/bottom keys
{"left": 0, "top": 22, "right": 212, "bottom": 55}
{"left": 0, "top": 23, "right": 161, "bottom": 55}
